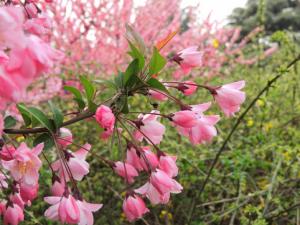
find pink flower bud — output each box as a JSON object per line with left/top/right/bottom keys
{"left": 57, "top": 128, "right": 73, "bottom": 148}
{"left": 122, "top": 195, "right": 149, "bottom": 222}
{"left": 179, "top": 81, "right": 198, "bottom": 96}
{"left": 113, "top": 161, "right": 138, "bottom": 184}
{"left": 0, "top": 145, "right": 16, "bottom": 161}
{"left": 20, "top": 183, "right": 39, "bottom": 203}
{"left": 149, "top": 90, "right": 168, "bottom": 101}
{"left": 3, "top": 203, "right": 24, "bottom": 225}
{"left": 95, "top": 105, "right": 115, "bottom": 131}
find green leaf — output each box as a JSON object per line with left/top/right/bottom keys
{"left": 147, "top": 78, "right": 169, "bottom": 93}
{"left": 33, "top": 133, "right": 54, "bottom": 150}
{"left": 64, "top": 86, "right": 86, "bottom": 110}
{"left": 125, "top": 24, "right": 146, "bottom": 54}
{"left": 114, "top": 72, "right": 124, "bottom": 89}
{"left": 80, "top": 76, "right": 95, "bottom": 102}
{"left": 17, "top": 104, "right": 55, "bottom": 132}
{"left": 4, "top": 116, "right": 16, "bottom": 128}
{"left": 124, "top": 59, "right": 140, "bottom": 86}
{"left": 48, "top": 101, "right": 64, "bottom": 130}
{"left": 149, "top": 47, "right": 167, "bottom": 75}
{"left": 17, "top": 103, "right": 31, "bottom": 126}
{"left": 128, "top": 41, "right": 145, "bottom": 70}
{"left": 116, "top": 95, "right": 129, "bottom": 114}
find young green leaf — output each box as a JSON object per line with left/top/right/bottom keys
{"left": 149, "top": 47, "right": 167, "bottom": 75}
{"left": 17, "top": 104, "right": 55, "bottom": 132}
{"left": 48, "top": 101, "right": 64, "bottom": 129}
{"left": 128, "top": 41, "right": 145, "bottom": 70}
{"left": 114, "top": 72, "right": 125, "bottom": 89}
{"left": 64, "top": 86, "right": 86, "bottom": 110}
{"left": 33, "top": 133, "right": 54, "bottom": 150}
{"left": 17, "top": 103, "right": 32, "bottom": 126}
{"left": 4, "top": 116, "right": 17, "bottom": 129}
{"left": 125, "top": 24, "right": 146, "bottom": 54}
{"left": 80, "top": 76, "right": 95, "bottom": 102}
{"left": 124, "top": 59, "right": 140, "bottom": 86}
{"left": 147, "top": 78, "right": 169, "bottom": 94}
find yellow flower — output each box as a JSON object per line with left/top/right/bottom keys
{"left": 247, "top": 119, "right": 254, "bottom": 127}
{"left": 16, "top": 136, "right": 25, "bottom": 142}
{"left": 264, "top": 122, "right": 273, "bottom": 132}
{"left": 159, "top": 210, "right": 173, "bottom": 220}
{"left": 256, "top": 99, "right": 265, "bottom": 107}
{"left": 212, "top": 39, "right": 219, "bottom": 48}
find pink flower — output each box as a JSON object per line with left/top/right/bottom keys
{"left": 50, "top": 179, "right": 66, "bottom": 197}
{"left": 178, "top": 81, "right": 198, "bottom": 96}
{"left": 52, "top": 143, "right": 91, "bottom": 181}
{"left": 23, "top": 13, "right": 52, "bottom": 35}
{"left": 134, "top": 111, "right": 165, "bottom": 145}
{"left": 173, "top": 46, "right": 202, "bottom": 74}
{"left": 139, "top": 146, "right": 159, "bottom": 171}
{"left": 44, "top": 194, "right": 80, "bottom": 224}
{"left": 95, "top": 105, "right": 115, "bottom": 130}
{"left": 158, "top": 155, "right": 178, "bottom": 178}
{"left": 0, "top": 114, "right": 3, "bottom": 137}
{"left": 10, "top": 193, "right": 25, "bottom": 210}
{"left": 0, "top": 172, "right": 8, "bottom": 189}
{"left": 122, "top": 195, "right": 149, "bottom": 222}
{"left": 76, "top": 200, "right": 103, "bottom": 225}
{"left": 20, "top": 183, "right": 39, "bottom": 203}
{"left": 213, "top": 80, "right": 246, "bottom": 117}
{"left": 176, "top": 103, "right": 220, "bottom": 145}
{"left": 57, "top": 127, "right": 73, "bottom": 148}
{"left": 149, "top": 90, "right": 168, "bottom": 101}
{"left": 0, "top": 145, "right": 16, "bottom": 161}
{"left": 3, "top": 203, "right": 24, "bottom": 225}
{"left": 150, "top": 169, "right": 183, "bottom": 195}
{"left": 113, "top": 161, "right": 138, "bottom": 184}
{"left": 2, "top": 143, "right": 44, "bottom": 186}
{"left": 0, "top": 6, "right": 26, "bottom": 49}
{"left": 171, "top": 110, "right": 197, "bottom": 128}
{"left": 135, "top": 182, "right": 170, "bottom": 205}
{"left": 126, "top": 146, "right": 159, "bottom": 171}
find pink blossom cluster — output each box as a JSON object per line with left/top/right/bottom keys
{"left": 0, "top": 1, "right": 63, "bottom": 128}
{"left": 90, "top": 48, "right": 246, "bottom": 221}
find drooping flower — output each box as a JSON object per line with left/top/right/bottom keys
{"left": 135, "top": 182, "right": 170, "bottom": 205}
{"left": 2, "top": 143, "right": 44, "bottom": 186}
{"left": 172, "top": 46, "right": 202, "bottom": 74}
{"left": 76, "top": 200, "right": 103, "bottom": 225}
{"left": 95, "top": 105, "right": 115, "bottom": 130}
{"left": 150, "top": 169, "right": 183, "bottom": 195}
{"left": 176, "top": 103, "right": 220, "bottom": 145}
{"left": 171, "top": 110, "right": 197, "bottom": 128}
{"left": 57, "top": 127, "right": 73, "bottom": 148}
{"left": 23, "top": 13, "right": 52, "bottom": 35}
{"left": 52, "top": 143, "right": 91, "bottom": 181}
{"left": 3, "top": 203, "right": 24, "bottom": 225}
{"left": 134, "top": 110, "right": 165, "bottom": 145}
{"left": 122, "top": 194, "right": 149, "bottom": 222}
{"left": 0, "top": 145, "right": 16, "bottom": 161}
{"left": 19, "top": 183, "right": 39, "bottom": 203}
{"left": 149, "top": 90, "right": 168, "bottom": 101}
{"left": 44, "top": 194, "right": 80, "bottom": 224}
{"left": 113, "top": 161, "right": 138, "bottom": 184}
{"left": 177, "top": 81, "right": 198, "bottom": 96}
{"left": 213, "top": 80, "right": 246, "bottom": 117}
{"left": 158, "top": 155, "right": 178, "bottom": 178}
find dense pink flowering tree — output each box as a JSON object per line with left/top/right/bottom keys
{"left": 3, "top": 0, "right": 298, "bottom": 224}
{"left": 49, "top": 0, "right": 277, "bottom": 78}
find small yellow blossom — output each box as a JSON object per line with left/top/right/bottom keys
{"left": 256, "top": 99, "right": 265, "bottom": 107}
{"left": 247, "top": 119, "right": 254, "bottom": 127}
{"left": 212, "top": 39, "right": 219, "bottom": 48}
{"left": 16, "top": 136, "right": 25, "bottom": 142}
{"left": 264, "top": 122, "right": 273, "bottom": 132}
